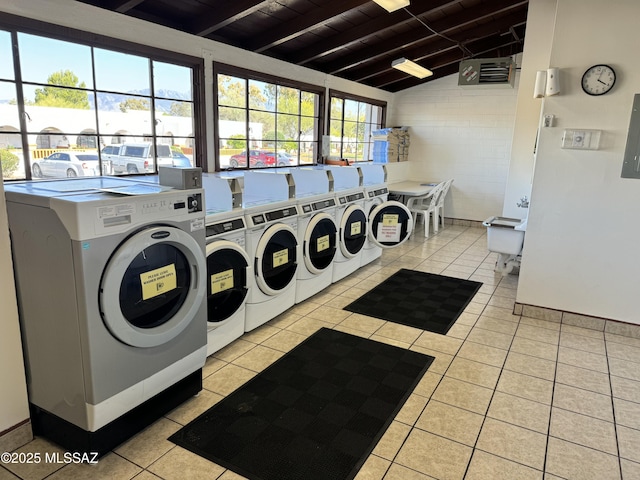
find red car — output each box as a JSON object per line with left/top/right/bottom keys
{"left": 229, "top": 150, "right": 276, "bottom": 168}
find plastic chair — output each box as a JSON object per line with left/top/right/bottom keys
{"left": 406, "top": 182, "right": 444, "bottom": 238}
{"left": 435, "top": 179, "right": 453, "bottom": 229}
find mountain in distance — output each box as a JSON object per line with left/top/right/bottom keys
{"left": 91, "top": 88, "right": 191, "bottom": 112}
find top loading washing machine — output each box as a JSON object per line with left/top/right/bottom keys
{"left": 256, "top": 168, "right": 338, "bottom": 303}
{"left": 316, "top": 165, "right": 368, "bottom": 282}
{"left": 4, "top": 177, "right": 207, "bottom": 455}
{"left": 243, "top": 172, "right": 299, "bottom": 331}
{"left": 358, "top": 164, "right": 413, "bottom": 266}
{"left": 201, "top": 174, "right": 250, "bottom": 355}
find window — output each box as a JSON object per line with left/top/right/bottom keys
{"left": 0, "top": 14, "right": 205, "bottom": 181}
{"left": 214, "top": 64, "right": 323, "bottom": 170}
{"left": 328, "top": 90, "right": 386, "bottom": 163}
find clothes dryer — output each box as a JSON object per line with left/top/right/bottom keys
{"left": 5, "top": 177, "right": 207, "bottom": 456}
{"left": 243, "top": 172, "right": 299, "bottom": 331}
{"left": 359, "top": 164, "right": 413, "bottom": 266}
{"left": 202, "top": 175, "right": 250, "bottom": 356}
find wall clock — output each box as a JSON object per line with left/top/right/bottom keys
{"left": 581, "top": 64, "right": 616, "bottom": 96}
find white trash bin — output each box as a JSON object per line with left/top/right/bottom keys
{"left": 482, "top": 216, "right": 526, "bottom": 275}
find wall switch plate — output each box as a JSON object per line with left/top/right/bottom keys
{"left": 561, "top": 129, "right": 601, "bottom": 150}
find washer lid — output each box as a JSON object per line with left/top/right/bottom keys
{"left": 303, "top": 212, "right": 337, "bottom": 274}
{"left": 100, "top": 225, "right": 205, "bottom": 348}
{"left": 254, "top": 223, "right": 298, "bottom": 296}
{"left": 339, "top": 204, "right": 367, "bottom": 258}
{"left": 206, "top": 240, "right": 250, "bottom": 324}
{"left": 367, "top": 200, "right": 413, "bottom": 248}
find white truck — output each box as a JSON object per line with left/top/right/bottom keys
{"left": 101, "top": 142, "right": 174, "bottom": 174}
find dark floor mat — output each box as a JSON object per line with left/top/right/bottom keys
{"left": 344, "top": 269, "right": 482, "bottom": 335}
{"left": 169, "top": 328, "right": 434, "bottom": 480}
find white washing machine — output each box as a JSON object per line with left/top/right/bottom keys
{"left": 317, "top": 165, "right": 368, "bottom": 282}
{"left": 359, "top": 164, "right": 414, "bottom": 266}
{"left": 243, "top": 172, "right": 299, "bottom": 331}
{"left": 202, "top": 175, "right": 250, "bottom": 355}
{"left": 4, "top": 177, "right": 207, "bottom": 455}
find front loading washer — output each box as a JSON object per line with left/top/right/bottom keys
{"left": 244, "top": 200, "right": 299, "bottom": 331}
{"left": 333, "top": 187, "right": 368, "bottom": 282}
{"left": 5, "top": 177, "right": 207, "bottom": 456}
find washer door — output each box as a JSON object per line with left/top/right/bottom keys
{"left": 206, "top": 240, "right": 250, "bottom": 325}
{"left": 339, "top": 204, "right": 367, "bottom": 258}
{"left": 368, "top": 200, "right": 413, "bottom": 248}
{"left": 100, "top": 225, "right": 205, "bottom": 348}
{"left": 255, "top": 223, "right": 298, "bottom": 296}
{"left": 303, "top": 213, "right": 337, "bottom": 274}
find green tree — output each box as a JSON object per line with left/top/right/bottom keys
{"left": 227, "top": 134, "right": 246, "bottom": 149}
{"left": 33, "top": 70, "right": 90, "bottom": 109}
{"left": 0, "top": 149, "right": 20, "bottom": 178}
{"left": 119, "top": 98, "right": 150, "bottom": 113}
{"left": 168, "top": 101, "right": 192, "bottom": 117}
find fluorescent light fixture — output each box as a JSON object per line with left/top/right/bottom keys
{"left": 391, "top": 57, "right": 433, "bottom": 79}
{"left": 373, "top": 0, "right": 410, "bottom": 13}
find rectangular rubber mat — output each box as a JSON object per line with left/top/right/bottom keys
{"left": 344, "top": 269, "right": 482, "bottom": 335}
{"left": 169, "top": 328, "right": 434, "bottom": 480}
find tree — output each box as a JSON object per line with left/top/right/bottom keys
{"left": 0, "top": 149, "right": 20, "bottom": 178}
{"left": 227, "top": 135, "right": 246, "bottom": 149}
{"left": 119, "top": 98, "right": 150, "bottom": 113}
{"left": 33, "top": 70, "right": 90, "bottom": 109}
{"left": 168, "top": 101, "right": 192, "bottom": 117}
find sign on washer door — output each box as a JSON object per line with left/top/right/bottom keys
{"left": 377, "top": 214, "right": 401, "bottom": 242}
{"left": 140, "top": 264, "right": 177, "bottom": 300}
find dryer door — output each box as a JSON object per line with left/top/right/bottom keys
{"left": 255, "top": 223, "right": 298, "bottom": 296}
{"left": 303, "top": 212, "right": 337, "bottom": 275}
{"left": 206, "top": 240, "right": 250, "bottom": 325}
{"left": 100, "top": 225, "right": 206, "bottom": 348}
{"left": 339, "top": 204, "right": 367, "bottom": 258}
{"left": 368, "top": 200, "right": 413, "bottom": 248}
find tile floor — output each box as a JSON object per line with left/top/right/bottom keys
{"left": 3, "top": 225, "right": 640, "bottom": 480}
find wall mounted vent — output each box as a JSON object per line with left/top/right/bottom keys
{"left": 458, "top": 57, "right": 516, "bottom": 88}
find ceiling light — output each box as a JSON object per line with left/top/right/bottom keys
{"left": 372, "top": 0, "right": 410, "bottom": 13}
{"left": 391, "top": 58, "right": 433, "bottom": 79}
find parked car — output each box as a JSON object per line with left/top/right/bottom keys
{"left": 229, "top": 150, "right": 276, "bottom": 168}
{"left": 101, "top": 143, "right": 173, "bottom": 174}
{"left": 31, "top": 152, "right": 109, "bottom": 178}
{"left": 171, "top": 150, "right": 192, "bottom": 167}
{"left": 276, "top": 152, "right": 294, "bottom": 166}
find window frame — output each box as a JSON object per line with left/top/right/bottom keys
{"left": 0, "top": 11, "right": 207, "bottom": 180}
{"left": 213, "top": 62, "right": 325, "bottom": 171}
{"left": 328, "top": 89, "right": 387, "bottom": 163}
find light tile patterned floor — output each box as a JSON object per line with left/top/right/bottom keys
{"left": 3, "top": 225, "right": 640, "bottom": 480}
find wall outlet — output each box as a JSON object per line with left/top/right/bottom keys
{"left": 543, "top": 114, "right": 555, "bottom": 127}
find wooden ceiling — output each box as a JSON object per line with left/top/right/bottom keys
{"left": 74, "top": 0, "right": 528, "bottom": 92}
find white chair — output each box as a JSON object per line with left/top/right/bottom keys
{"left": 407, "top": 182, "right": 444, "bottom": 238}
{"left": 435, "top": 179, "right": 453, "bottom": 229}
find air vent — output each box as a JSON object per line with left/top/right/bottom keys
{"left": 458, "top": 57, "right": 516, "bottom": 88}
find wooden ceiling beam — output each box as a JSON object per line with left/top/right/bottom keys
{"left": 189, "top": 0, "right": 273, "bottom": 37}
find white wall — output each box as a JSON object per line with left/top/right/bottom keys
{"left": 0, "top": 174, "right": 30, "bottom": 435}
{"left": 517, "top": 0, "right": 640, "bottom": 322}
{"left": 390, "top": 74, "right": 519, "bottom": 221}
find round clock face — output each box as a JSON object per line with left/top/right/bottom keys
{"left": 581, "top": 64, "right": 616, "bottom": 96}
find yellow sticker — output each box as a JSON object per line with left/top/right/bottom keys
{"left": 350, "top": 221, "right": 362, "bottom": 236}
{"left": 273, "top": 249, "right": 288, "bottom": 267}
{"left": 140, "top": 264, "right": 177, "bottom": 301}
{"left": 211, "top": 269, "right": 234, "bottom": 294}
{"left": 382, "top": 214, "right": 399, "bottom": 226}
{"left": 317, "top": 235, "right": 330, "bottom": 252}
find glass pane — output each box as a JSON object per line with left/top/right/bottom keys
{"left": 18, "top": 33, "right": 93, "bottom": 88}
{"left": 277, "top": 85, "right": 299, "bottom": 114}
{"left": 342, "top": 120, "right": 357, "bottom": 145}
{"left": 249, "top": 80, "right": 272, "bottom": 111}
{"left": 357, "top": 102, "right": 367, "bottom": 122}
{"left": 276, "top": 113, "right": 298, "bottom": 142}
{"left": 371, "top": 105, "right": 383, "bottom": 125}
{"left": 153, "top": 61, "right": 192, "bottom": 101}
{"left": 155, "top": 101, "right": 194, "bottom": 142}
{"left": 301, "top": 142, "right": 316, "bottom": 165}
{"left": 31, "top": 144, "right": 102, "bottom": 179}
{"left": 220, "top": 139, "right": 248, "bottom": 169}
{"left": 0, "top": 134, "right": 25, "bottom": 180}
{"left": 300, "top": 116, "right": 315, "bottom": 140}
{"left": 273, "top": 143, "right": 294, "bottom": 167}
{"left": 329, "top": 119, "right": 342, "bottom": 139}
{"left": 96, "top": 93, "right": 152, "bottom": 137}
{"left": 218, "top": 75, "right": 245, "bottom": 108}
{"left": 329, "top": 142, "right": 341, "bottom": 158}
{"left": 251, "top": 111, "right": 274, "bottom": 145}
{"left": 301, "top": 91, "right": 318, "bottom": 117}
{"left": 22, "top": 85, "right": 94, "bottom": 120}
{"left": 169, "top": 137, "right": 195, "bottom": 167}
{"left": 0, "top": 31, "right": 14, "bottom": 80}
{"left": 344, "top": 99, "right": 358, "bottom": 121}
{"left": 356, "top": 122, "right": 366, "bottom": 143}
{"left": 219, "top": 105, "right": 245, "bottom": 123}
{"left": 0, "top": 81, "right": 20, "bottom": 127}
{"left": 330, "top": 97, "right": 343, "bottom": 120}
{"left": 94, "top": 48, "right": 149, "bottom": 93}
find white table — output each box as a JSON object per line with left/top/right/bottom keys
{"left": 388, "top": 181, "right": 439, "bottom": 203}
